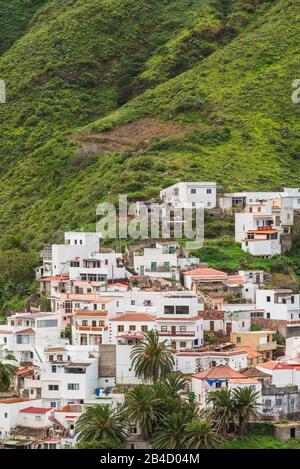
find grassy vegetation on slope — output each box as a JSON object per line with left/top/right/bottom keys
{"left": 0, "top": 0, "right": 300, "bottom": 310}
{"left": 0, "top": 0, "right": 48, "bottom": 55}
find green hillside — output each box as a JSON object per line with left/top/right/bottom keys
{"left": 0, "top": 0, "right": 48, "bottom": 54}
{"left": 0, "top": 0, "right": 300, "bottom": 311}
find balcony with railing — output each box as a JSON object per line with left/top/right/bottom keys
{"left": 158, "top": 330, "right": 195, "bottom": 337}
{"left": 258, "top": 341, "right": 277, "bottom": 352}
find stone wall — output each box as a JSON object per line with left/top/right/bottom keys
{"left": 98, "top": 344, "right": 116, "bottom": 378}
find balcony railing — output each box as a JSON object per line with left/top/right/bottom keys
{"left": 287, "top": 320, "right": 300, "bottom": 327}
{"left": 258, "top": 341, "right": 277, "bottom": 351}
{"left": 158, "top": 331, "right": 195, "bottom": 337}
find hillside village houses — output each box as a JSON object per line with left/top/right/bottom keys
{"left": 2, "top": 182, "right": 300, "bottom": 448}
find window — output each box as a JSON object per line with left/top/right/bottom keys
{"left": 236, "top": 337, "right": 241, "bottom": 344}
{"left": 207, "top": 189, "right": 212, "bottom": 194}
{"left": 207, "top": 202, "right": 211, "bottom": 207}
{"left": 176, "top": 306, "right": 189, "bottom": 315}
{"left": 52, "top": 365, "right": 57, "bottom": 373}
{"left": 82, "top": 320, "right": 88, "bottom": 327}
{"left": 48, "top": 385, "right": 59, "bottom": 391}
{"left": 4, "top": 413, "right": 7, "bottom": 418}
{"left": 118, "top": 325, "right": 124, "bottom": 332}
{"left": 131, "top": 300, "right": 135, "bottom": 306}
{"left": 191, "top": 189, "right": 196, "bottom": 194}
{"left": 161, "top": 326, "right": 168, "bottom": 332}
{"left": 93, "top": 304, "right": 97, "bottom": 310}
{"left": 264, "top": 399, "right": 272, "bottom": 407}
{"left": 266, "top": 296, "right": 271, "bottom": 302}
{"left": 141, "top": 325, "right": 148, "bottom": 332}
{"left": 129, "top": 325, "right": 136, "bottom": 332}
{"left": 266, "top": 313, "right": 270, "bottom": 319}
{"left": 215, "top": 382, "right": 222, "bottom": 389}
{"left": 35, "top": 416, "right": 42, "bottom": 422}
{"left": 275, "top": 398, "right": 282, "bottom": 406}
{"left": 37, "top": 319, "right": 58, "bottom": 328}
{"left": 164, "top": 305, "right": 175, "bottom": 315}
{"left": 180, "top": 326, "right": 186, "bottom": 332}
{"left": 180, "top": 342, "right": 186, "bottom": 348}
{"left": 68, "top": 384, "right": 80, "bottom": 391}
{"left": 129, "top": 425, "right": 137, "bottom": 434}
{"left": 70, "top": 261, "right": 80, "bottom": 267}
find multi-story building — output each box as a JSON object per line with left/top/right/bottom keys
{"left": 230, "top": 330, "right": 277, "bottom": 361}
{"left": 160, "top": 182, "right": 217, "bottom": 210}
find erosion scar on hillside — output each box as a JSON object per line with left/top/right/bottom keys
{"left": 69, "top": 118, "right": 201, "bottom": 155}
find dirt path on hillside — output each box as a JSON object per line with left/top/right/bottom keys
{"left": 70, "top": 117, "right": 200, "bottom": 154}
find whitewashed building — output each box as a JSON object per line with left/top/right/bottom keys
{"left": 160, "top": 182, "right": 217, "bottom": 209}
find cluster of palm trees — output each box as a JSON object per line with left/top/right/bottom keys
{"left": 75, "top": 330, "right": 261, "bottom": 449}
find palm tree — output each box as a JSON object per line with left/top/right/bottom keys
{"left": 75, "top": 404, "right": 127, "bottom": 444}
{"left": 232, "top": 386, "right": 261, "bottom": 437}
{"left": 159, "top": 372, "right": 188, "bottom": 399}
{"left": 184, "top": 419, "right": 221, "bottom": 449}
{"left": 152, "top": 412, "right": 188, "bottom": 449}
{"left": 130, "top": 330, "right": 174, "bottom": 383}
{"left": 151, "top": 400, "right": 201, "bottom": 449}
{"left": 122, "top": 385, "right": 163, "bottom": 439}
{"left": 206, "top": 388, "right": 236, "bottom": 438}
{"left": 0, "top": 345, "right": 18, "bottom": 392}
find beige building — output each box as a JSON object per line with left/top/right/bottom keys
{"left": 230, "top": 330, "right": 277, "bottom": 361}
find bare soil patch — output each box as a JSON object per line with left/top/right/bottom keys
{"left": 70, "top": 117, "right": 200, "bottom": 155}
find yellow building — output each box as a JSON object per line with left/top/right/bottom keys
{"left": 230, "top": 330, "right": 276, "bottom": 361}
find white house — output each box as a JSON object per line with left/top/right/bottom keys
{"left": 39, "top": 347, "right": 99, "bottom": 409}
{"left": 36, "top": 232, "right": 102, "bottom": 278}
{"left": 160, "top": 182, "right": 217, "bottom": 209}
{"left": 0, "top": 398, "right": 42, "bottom": 439}
{"left": 0, "top": 312, "right": 64, "bottom": 366}
{"left": 256, "top": 289, "right": 300, "bottom": 326}
{"left": 175, "top": 349, "right": 248, "bottom": 375}
{"left": 241, "top": 226, "right": 281, "bottom": 257}
{"left": 133, "top": 244, "right": 178, "bottom": 280}
{"left": 219, "top": 191, "right": 281, "bottom": 211}
{"left": 190, "top": 365, "right": 262, "bottom": 408}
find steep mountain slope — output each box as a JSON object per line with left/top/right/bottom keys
{"left": 0, "top": 0, "right": 48, "bottom": 54}
{"left": 0, "top": 0, "right": 299, "bottom": 310}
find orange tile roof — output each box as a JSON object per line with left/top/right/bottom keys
{"left": 229, "top": 378, "right": 260, "bottom": 385}
{"left": 247, "top": 229, "right": 278, "bottom": 234}
{"left": 0, "top": 398, "right": 33, "bottom": 404}
{"left": 20, "top": 407, "right": 52, "bottom": 414}
{"left": 111, "top": 312, "right": 156, "bottom": 322}
{"left": 235, "top": 345, "right": 262, "bottom": 359}
{"left": 73, "top": 310, "right": 108, "bottom": 317}
{"left": 183, "top": 268, "right": 227, "bottom": 278}
{"left": 257, "top": 361, "right": 279, "bottom": 370}
{"left": 192, "top": 365, "right": 246, "bottom": 380}
{"left": 64, "top": 294, "right": 117, "bottom": 303}
{"left": 227, "top": 275, "right": 244, "bottom": 284}
{"left": 17, "top": 328, "right": 35, "bottom": 334}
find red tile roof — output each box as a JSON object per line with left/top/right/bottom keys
{"left": 20, "top": 407, "right": 52, "bottom": 414}
{"left": 257, "top": 361, "right": 279, "bottom": 370}
{"left": 16, "top": 366, "right": 37, "bottom": 376}
{"left": 112, "top": 313, "right": 156, "bottom": 322}
{"left": 0, "top": 398, "right": 33, "bottom": 404}
{"left": 192, "top": 365, "right": 246, "bottom": 380}
{"left": 229, "top": 378, "right": 260, "bottom": 385}
{"left": 183, "top": 268, "right": 227, "bottom": 278}
{"left": 17, "top": 328, "right": 35, "bottom": 334}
